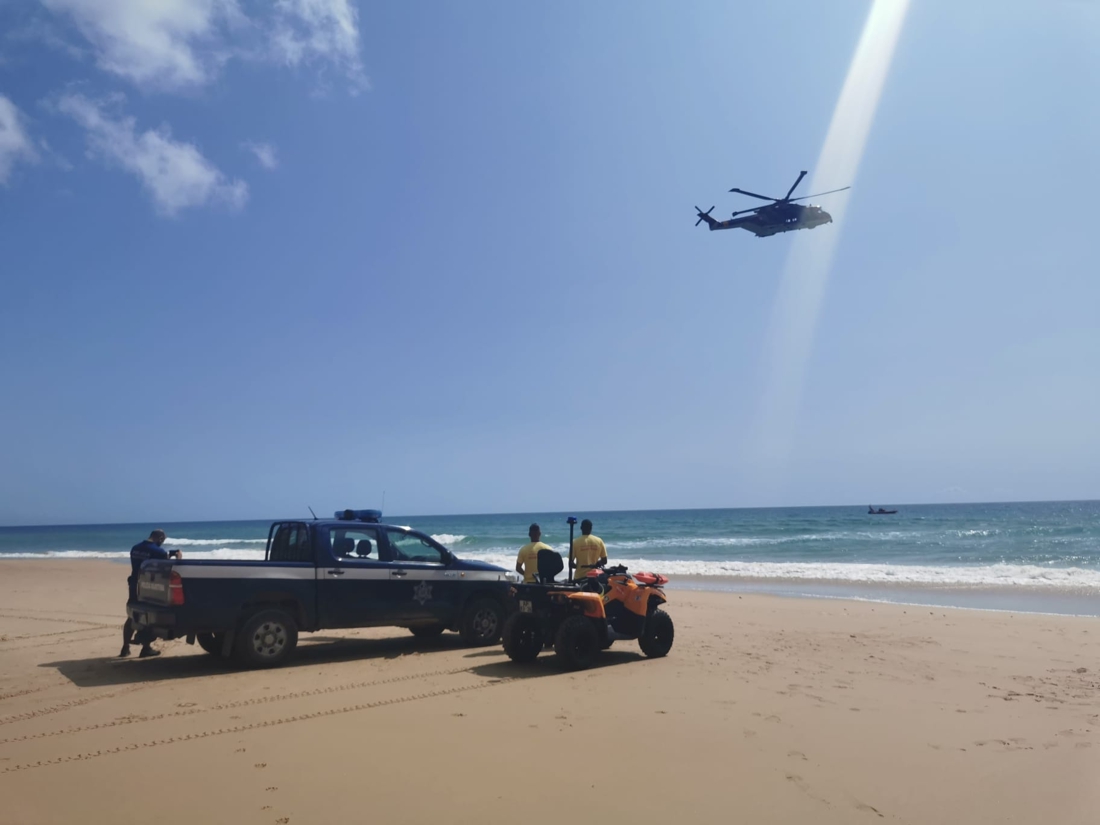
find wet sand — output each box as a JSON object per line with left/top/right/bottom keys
{"left": 1, "top": 560, "right": 1098, "bottom": 824}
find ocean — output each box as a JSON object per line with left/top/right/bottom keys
{"left": 3, "top": 501, "right": 1099, "bottom": 614}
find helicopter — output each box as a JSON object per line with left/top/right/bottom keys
{"left": 694, "top": 170, "right": 849, "bottom": 238}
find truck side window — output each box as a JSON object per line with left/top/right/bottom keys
{"left": 385, "top": 529, "right": 444, "bottom": 564}
{"left": 330, "top": 527, "right": 381, "bottom": 560}
{"left": 268, "top": 523, "right": 312, "bottom": 563}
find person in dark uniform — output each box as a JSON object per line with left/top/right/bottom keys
{"left": 120, "top": 529, "right": 179, "bottom": 658}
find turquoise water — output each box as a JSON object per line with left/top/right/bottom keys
{"left": 2, "top": 502, "right": 1099, "bottom": 594}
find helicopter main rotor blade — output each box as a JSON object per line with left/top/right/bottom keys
{"left": 729, "top": 205, "right": 768, "bottom": 218}
{"left": 787, "top": 186, "right": 851, "bottom": 203}
{"left": 783, "top": 170, "right": 808, "bottom": 200}
{"left": 728, "top": 187, "right": 778, "bottom": 201}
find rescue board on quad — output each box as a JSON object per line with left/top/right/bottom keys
{"left": 502, "top": 547, "right": 674, "bottom": 670}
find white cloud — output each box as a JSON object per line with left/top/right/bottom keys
{"left": 271, "top": 0, "right": 368, "bottom": 92}
{"left": 40, "top": 0, "right": 242, "bottom": 91}
{"left": 0, "top": 95, "right": 39, "bottom": 184}
{"left": 39, "top": 0, "right": 367, "bottom": 93}
{"left": 243, "top": 140, "right": 278, "bottom": 170}
{"left": 56, "top": 94, "right": 247, "bottom": 216}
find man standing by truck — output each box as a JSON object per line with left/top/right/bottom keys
{"left": 121, "top": 529, "right": 179, "bottom": 658}
{"left": 515, "top": 523, "right": 554, "bottom": 583}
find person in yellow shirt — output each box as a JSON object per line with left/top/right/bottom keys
{"left": 571, "top": 519, "right": 607, "bottom": 580}
{"left": 515, "top": 523, "right": 554, "bottom": 583}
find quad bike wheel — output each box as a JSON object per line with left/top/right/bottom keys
{"left": 638, "top": 609, "right": 674, "bottom": 658}
{"left": 553, "top": 614, "right": 600, "bottom": 670}
{"left": 502, "top": 613, "right": 542, "bottom": 663}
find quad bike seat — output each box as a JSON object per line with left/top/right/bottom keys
{"left": 536, "top": 548, "right": 565, "bottom": 583}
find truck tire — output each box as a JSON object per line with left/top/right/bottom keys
{"left": 234, "top": 609, "right": 298, "bottom": 668}
{"left": 409, "top": 624, "right": 446, "bottom": 639}
{"left": 196, "top": 632, "right": 225, "bottom": 655}
{"left": 458, "top": 598, "right": 504, "bottom": 646}
{"left": 553, "top": 614, "right": 599, "bottom": 670}
{"left": 639, "top": 609, "right": 674, "bottom": 658}
{"left": 502, "top": 613, "right": 541, "bottom": 663}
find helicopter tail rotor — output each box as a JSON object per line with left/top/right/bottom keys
{"left": 694, "top": 205, "right": 716, "bottom": 227}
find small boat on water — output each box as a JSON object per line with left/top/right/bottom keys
{"left": 868, "top": 506, "right": 897, "bottom": 515}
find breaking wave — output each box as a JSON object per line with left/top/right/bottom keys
{"left": 430, "top": 534, "right": 467, "bottom": 546}
{"left": 458, "top": 552, "right": 1100, "bottom": 589}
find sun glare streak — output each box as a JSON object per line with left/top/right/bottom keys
{"left": 751, "top": 0, "right": 911, "bottom": 494}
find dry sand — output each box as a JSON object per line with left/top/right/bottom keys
{"left": 0, "top": 560, "right": 1097, "bottom": 824}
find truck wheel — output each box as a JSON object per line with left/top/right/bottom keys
{"left": 502, "top": 613, "right": 542, "bottom": 663}
{"left": 553, "top": 614, "right": 599, "bottom": 670}
{"left": 459, "top": 598, "right": 504, "bottom": 646}
{"left": 410, "top": 624, "right": 446, "bottom": 639}
{"left": 235, "top": 610, "right": 298, "bottom": 668}
{"left": 639, "top": 609, "right": 674, "bottom": 658}
{"left": 196, "top": 632, "right": 224, "bottom": 655}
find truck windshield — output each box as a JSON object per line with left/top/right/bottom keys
{"left": 385, "top": 529, "right": 446, "bottom": 564}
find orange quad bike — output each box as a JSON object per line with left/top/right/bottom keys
{"left": 502, "top": 548, "right": 674, "bottom": 670}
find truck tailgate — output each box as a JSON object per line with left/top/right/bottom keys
{"left": 136, "top": 560, "right": 175, "bottom": 606}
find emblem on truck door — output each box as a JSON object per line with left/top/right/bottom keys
{"left": 412, "top": 581, "right": 432, "bottom": 605}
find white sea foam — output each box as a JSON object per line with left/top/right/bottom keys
{"left": 457, "top": 553, "right": 1100, "bottom": 589}
{"left": 8, "top": 548, "right": 1100, "bottom": 589}
{"left": 430, "top": 534, "right": 467, "bottom": 546}
{"left": 165, "top": 537, "right": 267, "bottom": 546}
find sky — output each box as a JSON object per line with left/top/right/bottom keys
{"left": 1, "top": 0, "right": 1098, "bottom": 525}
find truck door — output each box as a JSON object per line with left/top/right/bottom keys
{"left": 381, "top": 528, "right": 458, "bottom": 624}
{"left": 316, "top": 525, "right": 393, "bottom": 628}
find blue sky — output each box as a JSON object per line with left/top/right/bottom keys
{"left": 1, "top": 1, "right": 1098, "bottom": 525}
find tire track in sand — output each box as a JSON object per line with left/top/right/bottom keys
{"left": 0, "top": 684, "right": 153, "bottom": 728}
{"left": 1, "top": 678, "right": 512, "bottom": 773}
{"left": 0, "top": 664, "right": 488, "bottom": 746}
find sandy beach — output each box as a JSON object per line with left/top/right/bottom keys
{"left": 0, "top": 560, "right": 1097, "bottom": 824}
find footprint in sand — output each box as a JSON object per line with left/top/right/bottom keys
{"left": 266, "top": 787, "right": 278, "bottom": 792}
{"left": 787, "top": 750, "right": 808, "bottom": 761}
{"left": 276, "top": 818, "right": 290, "bottom": 824}
{"left": 255, "top": 763, "right": 267, "bottom": 769}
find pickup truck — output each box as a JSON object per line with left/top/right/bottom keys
{"left": 127, "top": 510, "right": 518, "bottom": 667}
